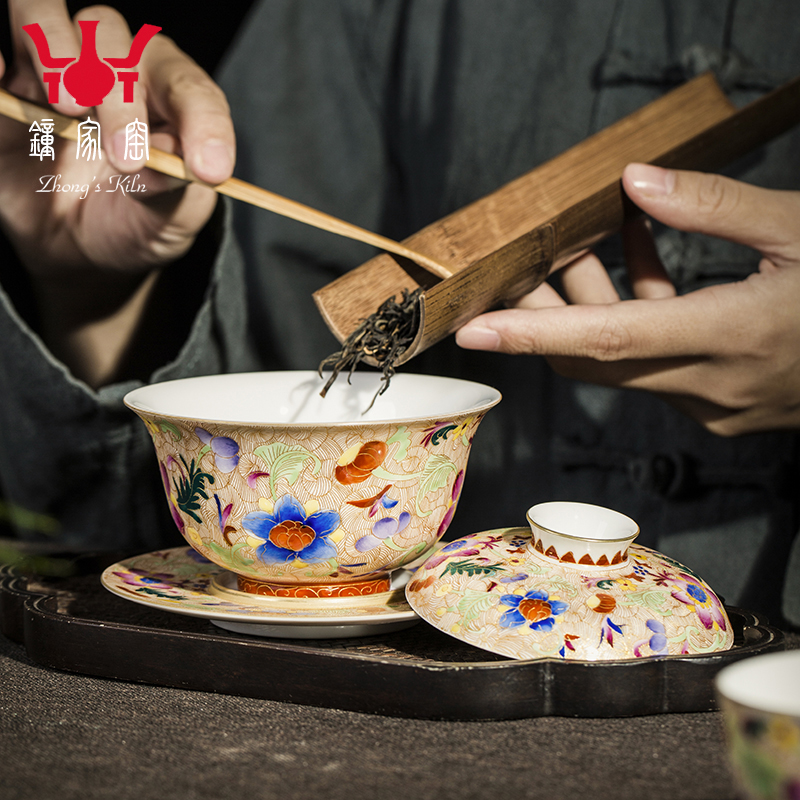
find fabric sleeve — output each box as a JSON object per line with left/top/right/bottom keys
{"left": 0, "top": 198, "right": 258, "bottom": 552}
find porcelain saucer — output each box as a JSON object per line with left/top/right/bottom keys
{"left": 101, "top": 547, "right": 419, "bottom": 639}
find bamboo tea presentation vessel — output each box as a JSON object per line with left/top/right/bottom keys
{"left": 313, "top": 72, "right": 800, "bottom": 364}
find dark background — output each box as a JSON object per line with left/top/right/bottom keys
{"left": 0, "top": 0, "right": 256, "bottom": 76}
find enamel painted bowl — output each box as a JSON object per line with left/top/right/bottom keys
{"left": 716, "top": 650, "right": 800, "bottom": 800}
{"left": 124, "top": 371, "right": 501, "bottom": 598}
{"left": 406, "top": 501, "right": 734, "bottom": 661}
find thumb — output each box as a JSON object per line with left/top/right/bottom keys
{"left": 622, "top": 163, "right": 800, "bottom": 264}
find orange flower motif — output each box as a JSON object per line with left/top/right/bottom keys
{"left": 587, "top": 593, "right": 617, "bottom": 614}
{"left": 335, "top": 441, "right": 388, "bottom": 485}
{"left": 269, "top": 520, "right": 317, "bottom": 552}
{"left": 408, "top": 575, "right": 436, "bottom": 592}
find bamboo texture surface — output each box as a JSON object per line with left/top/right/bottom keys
{"left": 313, "top": 72, "right": 800, "bottom": 364}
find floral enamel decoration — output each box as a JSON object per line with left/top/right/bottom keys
{"left": 355, "top": 511, "right": 412, "bottom": 552}
{"left": 499, "top": 589, "right": 568, "bottom": 632}
{"left": 195, "top": 427, "right": 240, "bottom": 472}
{"left": 124, "top": 371, "right": 501, "bottom": 596}
{"left": 336, "top": 441, "right": 388, "bottom": 485}
{"left": 634, "top": 620, "right": 669, "bottom": 657}
{"left": 101, "top": 548, "right": 419, "bottom": 638}
{"left": 421, "top": 417, "right": 475, "bottom": 447}
{"left": 437, "top": 470, "right": 464, "bottom": 536}
{"left": 159, "top": 460, "right": 185, "bottom": 532}
{"left": 347, "top": 485, "right": 398, "bottom": 517}
{"left": 242, "top": 495, "right": 340, "bottom": 565}
{"left": 214, "top": 495, "right": 236, "bottom": 545}
{"left": 171, "top": 456, "right": 214, "bottom": 524}
{"left": 670, "top": 573, "right": 728, "bottom": 631}
{"left": 406, "top": 502, "right": 734, "bottom": 661}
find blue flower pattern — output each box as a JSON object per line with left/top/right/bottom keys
{"left": 242, "top": 495, "right": 339, "bottom": 565}
{"left": 499, "top": 589, "right": 568, "bottom": 632}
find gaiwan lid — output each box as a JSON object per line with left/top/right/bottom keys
{"left": 405, "top": 501, "right": 734, "bottom": 661}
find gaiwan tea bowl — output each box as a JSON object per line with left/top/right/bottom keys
{"left": 124, "top": 371, "right": 501, "bottom": 598}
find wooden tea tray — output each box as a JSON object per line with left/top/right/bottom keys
{"left": 0, "top": 556, "right": 784, "bottom": 720}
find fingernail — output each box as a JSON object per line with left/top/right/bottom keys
{"left": 196, "top": 140, "right": 234, "bottom": 182}
{"left": 627, "top": 163, "right": 675, "bottom": 197}
{"left": 456, "top": 324, "right": 501, "bottom": 351}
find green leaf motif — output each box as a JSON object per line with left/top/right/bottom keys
{"left": 158, "top": 421, "right": 182, "bottom": 440}
{"left": 254, "top": 443, "right": 321, "bottom": 498}
{"left": 668, "top": 626, "right": 723, "bottom": 655}
{"left": 430, "top": 425, "right": 457, "bottom": 446}
{"left": 540, "top": 575, "right": 580, "bottom": 599}
{"left": 655, "top": 554, "right": 702, "bottom": 580}
{"left": 382, "top": 538, "right": 412, "bottom": 552}
{"left": 415, "top": 454, "right": 458, "bottom": 516}
{"left": 174, "top": 457, "right": 215, "bottom": 523}
{"left": 441, "top": 559, "right": 506, "bottom": 579}
{"left": 136, "top": 586, "right": 182, "bottom": 601}
{"left": 457, "top": 590, "right": 496, "bottom": 626}
{"left": 617, "top": 588, "right": 672, "bottom": 615}
{"left": 387, "top": 426, "right": 411, "bottom": 460}
{"left": 207, "top": 541, "right": 254, "bottom": 570}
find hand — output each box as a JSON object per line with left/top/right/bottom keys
{"left": 456, "top": 163, "right": 800, "bottom": 436}
{"left": 0, "top": 2, "right": 235, "bottom": 385}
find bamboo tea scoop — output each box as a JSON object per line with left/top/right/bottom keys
{"left": 0, "top": 87, "right": 452, "bottom": 280}
{"left": 313, "top": 72, "right": 800, "bottom": 366}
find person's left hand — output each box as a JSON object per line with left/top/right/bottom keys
{"left": 455, "top": 163, "right": 800, "bottom": 436}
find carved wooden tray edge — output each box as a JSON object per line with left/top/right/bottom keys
{"left": 0, "top": 562, "right": 786, "bottom": 720}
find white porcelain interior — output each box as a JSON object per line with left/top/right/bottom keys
{"left": 124, "top": 371, "right": 502, "bottom": 425}
{"left": 716, "top": 650, "right": 800, "bottom": 717}
{"left": 526, "top": 501, "right": 639, "bottom": 566}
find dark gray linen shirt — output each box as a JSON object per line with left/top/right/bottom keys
{"left": 1, "top": 0, "right": 799, "bottom": 624}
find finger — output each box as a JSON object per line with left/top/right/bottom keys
{"left": 142, "top": 36, "right": 235, "bottom": 185}
{"left": 622, "top": 216, "right": 676, "bottom": 299}
{"left": 72, "top": 6, "right": 148, "bottom": 172}
{"left": 623, "top": 163, "right": 800, "bottom": 265}
{"left": 456, "top": 301, "right": 684, "bottom": 357}
{"left": 559, "top": 250, "right": 620, "bottom": 304}
{"left": 9, "top": 0, "right": 87, "bottom": 115}
{"left": 511, "top": 281, "right": 566, "bottom": 310}
{"left": 458, "top": 282, "right": 566, "bottom": 349}
{"left": 455, "top": 279, "right": 757, "bottom": 359}
{"left": 125, "top": 130, "right": 186, "bottom": 194}
{"left": 101, "top": 128, "right": 217, "bottom": 238}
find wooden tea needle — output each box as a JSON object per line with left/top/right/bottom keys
{"left": 0, "top": 87, "right": 453, "bottom": 280}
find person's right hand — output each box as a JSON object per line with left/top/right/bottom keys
{"left": 0, "top": 2, "right": 236, "bottom": 385}
{"left": 456, "top": 164, "right": 800, "bottom": 437}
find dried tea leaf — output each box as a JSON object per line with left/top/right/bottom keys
{"left": 318, "top": 287, "right": 423, "bottom": 410}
